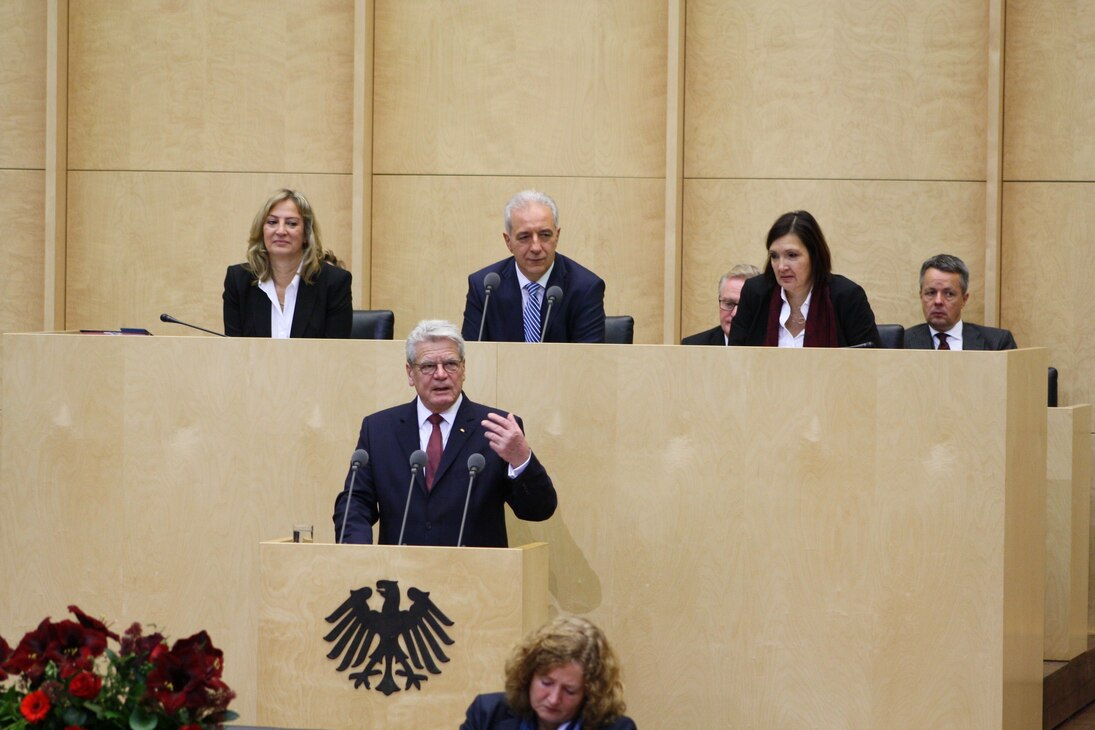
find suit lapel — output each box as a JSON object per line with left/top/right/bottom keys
{"left": 290, "top": 270, "right": 319, "bottom": 337}
{"left": 496, "top": 261, "right": 525, "bottom": 341}
{"left": 962, "top": 323, "right": 986, "bottom": 350}
{"left": 245, "top": 286, "right": 273, "bottom": 337}
{"left": 396, "top": 400, "right": 429, "bottom": 493}
{"left": 434, "top": 397, "right": 478, "bottom": 490}
{"left": 541, "top": 255, "right": 568, "bottom": 342}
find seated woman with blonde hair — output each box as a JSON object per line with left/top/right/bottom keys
{"left": 461, "top": 615, "right": 636, "bottom": 730}
{"left": 223, "top": 188, "right": 352, "bottom": 338}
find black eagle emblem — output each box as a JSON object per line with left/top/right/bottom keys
{"left": 323, "top": 579, "right": 455, "bottom": 695}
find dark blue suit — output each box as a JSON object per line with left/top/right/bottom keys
{"left": 222, "top": 262, "right": 352, "bottom": 338}
{"left": 462, "top": 254, "right": 606, "bottom": 343}
{"left": 904, "top": 322, "right": 1017, "bottom": 350}
{"left": 333, "top": 396, "right": 557, "bottom": 547}
{"left": 460, "top": 692, "right": 637, "bottom": 730}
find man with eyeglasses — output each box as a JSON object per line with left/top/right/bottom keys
{"left": 905, "top": 254, "right": 1017, "bottom": 350}
{"left": 681, "top": 263, "right": 761, "bottom": 345}
{"left": 461, "top": 190, "right": 606, "bottom": 343}
{"left": 333, "top": 319, "right": 557, "bottom": 547}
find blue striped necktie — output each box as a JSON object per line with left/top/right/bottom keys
{"left": 523, "top": 282, "right": 543, "bottom": 343}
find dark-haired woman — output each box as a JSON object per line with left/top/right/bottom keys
{"left": 728, "top": 210, "right": 879, "bottom": 347}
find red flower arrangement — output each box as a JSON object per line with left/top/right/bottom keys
{"left": 0, "top": 606, "right": 236, "bottom": 729}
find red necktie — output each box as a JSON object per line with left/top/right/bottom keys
{"left": 426, "top": 413, "right": 443, "bottom": 490}
{"left": 936, "top": 332, "right": 950, "bottom": 350}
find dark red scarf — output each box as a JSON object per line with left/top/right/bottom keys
{"left": 764, "top": 279, "right": 839, "bottom": 347}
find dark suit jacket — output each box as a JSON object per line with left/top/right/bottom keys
{"left": 222, "top": 262, "right": 352, "bottom": 338}
{"left": 333, "top": 396, "right": 557, "bottom": 547}
{"left": 460, "top": 692, "right": 637, "bottom": 730}
{"left": 905, "top": 322, "right": 1017, "bottom": 350}
{"left": 728, "top": 274, "right": 881, "bottom": 347}
{"left": 681, "top": 325, "right": 726, "bottom": 346}
{"left": 462, "top": 253, "right": 606, "bottom": 343}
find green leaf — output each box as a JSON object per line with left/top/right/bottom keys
{"left": 62, "top": 705, "right": 89, "bottom": 726}
{"left": 129, "top": 705, "right": 159, "bottom": 730}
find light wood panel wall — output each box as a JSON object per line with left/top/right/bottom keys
{"left": 684, "top": 0, "right": 987, "bottom": 180}
{"left": 1, "top": 1, "right": 47, "bottom": 335}
{"left": 1045, "top": 406, "right": 1092, "bottom": 660}
{"left": 0, "top": 173, "right": 46, "bottom": 334}
{"left": 64, "top": 172, "right": 353, "bottom": 333}
{"left": 1002, "top": 1, "right": 1095, "bottom": 407}
{"left": 1000, "top": 183, "right": 1095, "bottom": 408}
{"left": 1004, "top": 1, "right": 1095, "bottom": 181}
{"left": 372, "top": 0, "right": 666, "bottom": 177}
{"left": 67, "top": 1, "right": 354, "bottom": 174}
{"left": 0, "top": 336, "right": 1049, "bottom": 728}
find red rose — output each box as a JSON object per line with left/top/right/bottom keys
{"left": 20, "top": 690, "right": 51, "bottom": 723}
{"left": 180, "top": 725, "right": 201, "bottom": 730}
{"left": 69, "top": 671, "right": 102, "bottom": 700}
{"left": 64, "top": 726, "right": 85, "bottom": 730}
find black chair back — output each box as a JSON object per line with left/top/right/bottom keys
{"left": 350, "top": 310, "right": 395, "bottom": 340}
{"left": 605, "top": 315, "right": 634, "bottom": 344}
{"left": 876, "top": 324, "right": 905, "bottom": 349}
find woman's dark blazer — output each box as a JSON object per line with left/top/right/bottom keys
{"left": 222, "top": 261, "right": 352, "bottom": 338}
{"left": 727, "top": 273, "right": 880, "bottom": 348}
{"left": 460, "top": 692, "right": 637, "bottom": 730}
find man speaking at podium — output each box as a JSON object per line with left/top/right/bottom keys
{"left": 333, "top": 320, "right": 557, "bottom": 547}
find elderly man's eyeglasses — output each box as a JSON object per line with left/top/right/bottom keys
{"left": 413, "top": 359, "right": 464, "bottom": 375}
{"left": 718, "top": 298, "right": 739, "bottom": 312}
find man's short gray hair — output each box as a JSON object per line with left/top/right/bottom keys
{"left": 919, "top": 254, "right": 970, "bottom": 294}
{"left": 405, "top": 320, "right": 466, "bottom": 363}
{"left": 504, "top": 190, "right": 559, "bottom": 234}
{"left": 717, "top": 263, "right": 762, "bottom": 295}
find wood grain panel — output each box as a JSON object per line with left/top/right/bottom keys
{"left": 0, "top": 171, "right": 45, "bottom": 334}
{"left": 685, "top": 0, "right": 987, "bottom": 180}
{"left": 0, "top": 337, "right": 1048, "bottom": 727}
{"left": 1045, "top": 406, "right": 1091, "bottom": 661}
{"left": 681, "top": 179, "right": 985, "bottom": 338}
{"left": 0, "top": 335, "right": 126, "bottom": 632}
{"left": 1001, "top": 182, "right": 1095, "bottom": 406}
{"left": 65, "top": 171, "right": 351, "bottom": 334}
{"left": 258, "top": 542, "right": 548, "bottom": 730}
{"left": 1004, "top": 0, "right": 1095, "bottom": 181}
{"left": 68, "top": 1, "right": 354, "bottom": 173}
{"left": 0, "top": 0, "right": 46, "bottom": 169}
{"left": 371, "top": 176, "right": 665, "bottom": 343}
{"left": 372, "top": 0, "right": 667, "bottom": 177}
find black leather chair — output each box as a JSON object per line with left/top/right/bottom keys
{"left": 350, "top": 310, "right": 395, "bottom": 340}
{"left": 876, "top": 324, "right": 904, "bottom": 349}
{"left": 604, "top": 315, "right": 634, "bottom": 344}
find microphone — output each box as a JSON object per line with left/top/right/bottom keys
{"left": 397, "top": 450, "right": 428, "bottom": 545}
{"left": 477, "top": 272, "right": 501, "bottom": 342}
{"left": 845, "top": 341, "right": 875, "bottom": 349}
{"left": 337, "top": 449, "right": 369, "bottom": 544}
{"left": 160, "top": 313, "right": 226, "bottom": 337}
{"left": 539, "top": 286, "right": 563, "bottom": 342}
{"left": 456, "top": 453, "right": 486, "bottom": 547}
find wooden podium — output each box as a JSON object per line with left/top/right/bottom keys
{"left": 257, "top": 540, "right": 549, "bottom": 730}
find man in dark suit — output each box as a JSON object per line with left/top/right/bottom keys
{"left": 905, "top": 254, "right": 1018, "bottom": 350}
{"left": 333, "top": 320, "right": 557, "bottom": 547}
{"left": 681, "top": 263, "right": 761, "bottom": 345}
{"left": 462, "top": 190, "right": 606, "bottom": 343}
